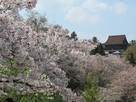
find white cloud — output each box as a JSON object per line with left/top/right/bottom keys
{"left": 65, "top": 7, "right": 102, "bottom": 24}
{"left": 82, "top": 0, "right": 128, "bottom": 14}
{"left": 64, "top": 0, "right": 128, "bottom": 24}
{"left": 34, "top": 0, "right": 128, "bottom": 24}
{"left": 111, "top": 2, "right": 128, "bottom": 14}
{"left": 55, "top": 0, "right": 77, "bottom": 11}
{"left": 35, "top": 0, "right": 128, "bottom": 14}
{"left": 82, "top": 0, "right": 108, "bottom": 12}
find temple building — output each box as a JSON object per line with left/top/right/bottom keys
{"left": 103, "top": 35, "right": 129, "bottom": 55}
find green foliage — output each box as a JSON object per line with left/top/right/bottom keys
{"left": 53, "top": 24, "right": 62, "bottom": 29}
{"left": 65, "top": 31, "right": 78, "bottom": 40}
{"left": 129, "top": 40, "right": 136, "bottom": 45}
{"left": 0, "top": 92, "right": 63, "bottom": 102}
{"left": 40, "top": 27, "right": 48, "bottom": 32}
{"left": 0, "top": 59, "right": 62, "bottom": 102}
{"left": 90, "top": 43, "right": 105, "bottom": 56}
{"left": 97, "top": 44, "right": 105, "bottom": 55}
{"left": 71, "top": 31, "right": 78, "bottom": 40}
{"left": 23, "top": 67, "right": 30, "bottom": 74}
{"left": 92, "top": 36, "right": 98, "bottom": 43}
{"left": 123, "top": 45, "right": 136, "bottom": 66}
{"left": 126, "top": 53, "right": 135, "bottom": 66}
{"left": 90, "top": 47, "right": 98, "bottom": 55}
{"left": 82, "top": 73, "right": 99, "bottom": 102}
{"left": 0, "top": 87, "right": 63, "bottom": 102}
{"left": 0, "top": 59, "right": 30, "bottom": 78}
{"left": 0, "top": 59, "right": 29, "bottom": 78}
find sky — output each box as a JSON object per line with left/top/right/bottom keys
{"left": 31, "top": 0, "right": 136, "bottom": 43}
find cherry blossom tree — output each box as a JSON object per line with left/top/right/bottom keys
{"left": 0, "top": 0, "right": 85, "bottom": 101}
{"left": 113, "top": 66, "right": 136, "bottom": 101}
{"left": 0, "top": 0, "right": 135, "bottom": 102}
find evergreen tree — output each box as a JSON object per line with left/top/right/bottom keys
{"left": 92, "top": 36, "right": 98, "bottom": 43}
{"left": 97, "top": 43, "right": 105, "bottom": 55}
{"left": 129, "top": 40, "right": 136, "bottom": 46}
{"left": 90, "top": 43, "right": 105, "bottom": 56}
{"left": 90, "top": 47, "right": 98, "bottom": 55}
{"left": 71, "top": 31, "right": 78, "bottom": 40}
{"left": 82, "top": 73, "right": 99, "bottom": 102}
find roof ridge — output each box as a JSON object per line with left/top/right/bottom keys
{"left": 109, "top": 35, "right": 126, "bottom": 37}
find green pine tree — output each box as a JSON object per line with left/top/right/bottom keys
{"left": 82, "top": 73, "right": 99, "bottom": 102}
{"left": 90, "top": 43, "right": 105, "bottom": 56}
{"left": 97, "top": 43, "right": 105, "bottom": 55}
{"left": 71, "top": 31, "right": 78, "bottom": 40}
{"left": 92, "top": 36, "right": 98, "bottom": 43}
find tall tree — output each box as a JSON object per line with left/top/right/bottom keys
{"left": 129, "top": 40, "right": 136, "bottom": 45}
{"left": 90, "top": 43, "right": 105, "bottom": 56}
{"left": 82, "top": 73, "right": 99, "bottom": 102}
{"left": 71, "top": 31, "right": 78, "bottom": 40}
{"left": 92, "top": 36, "right": 98, "bottom": 43}
{"left": 97, "top": 43, "right": 105, "bottom": 55}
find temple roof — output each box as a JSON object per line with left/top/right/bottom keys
{"left": 104, "top": 35, "right": 128, "bottom": 45}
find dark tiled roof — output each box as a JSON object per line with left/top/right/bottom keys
{"left": 104, "top": 35, "right": 128, "bottom": 45}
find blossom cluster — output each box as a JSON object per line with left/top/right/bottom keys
{"left": 0, "top": 0, "right": 136, "bottom": 102}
